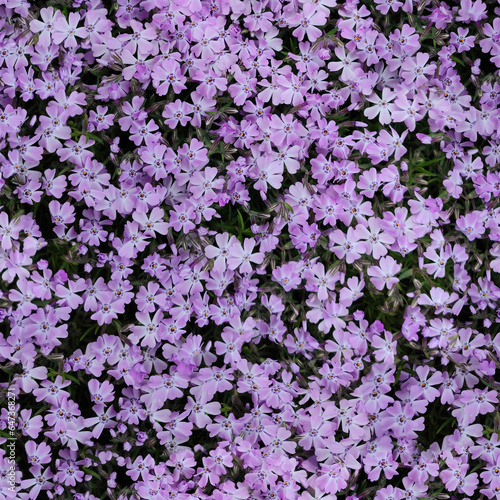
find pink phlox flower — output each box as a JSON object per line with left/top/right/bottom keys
{"left": 162, "top": 99, "right": 193, "bottom": 129}
{"left": 272, "top": 261, "right": 302, "bottom": 292}
{"left": 329, "top": 227, "right": 364, "bottom": 264}
{"left": 289, "top": 221, "right": 322, "bottom": 254}
{"left": 289, "top": 3, "right": 328, "bottom": 42}
{"left": 168, "top": 202, "right": 196, "bottom": 234}
{"left": 189, "top": 166, "right": 224, "bottom": 201}
{"left": 29, "top": 6, "right": 63, "bottom": 47}
{"left": 32, "top": 375, "right": 71, "bottom": 405}
{"left": 456, "top": 211, "right": 485, "bottom": 241}
{"left": 227, "top": 237, "right": 264, "bottom": 274}
{"left": 304, "top": 262, "right": 342, "bottom": 301}
{"left": 88, "top": 379, "right": 115, "bottom": 405}
{"left": 468, "top": 272, "right": 500, "bottom": 310}
{"left": 25, "top": 441, "right": 52, "bottom": 467}
{"left": 90, "top": 292, "right": 126, "bottom": 325}
{"left": 390, "top": 24, "right": 420, "bottom": 54}
{"left": 88, "top": 105, "right": 114, "bottom": 132}
{"left": 470, "top": 434, "right": 500, "bottom": 463}
{"left": 193, "top": 69, "right": 227, "bottom": 98}
{"left": 55, "top": 277, "right": 86, "bottom": 309}
{"left": 354, "top": 217, "right": 395, "bottom": 259}
{"left": 364, "top": 88, "right": 396, "bottom": 125}
{"left": 371, "top": 330, "right": 397, "bottom": 364}
{"left": 418, "top": 287, "right": 460, "bottom": 314}
{"left": 456, "top": 0, "right": 487, "bottom": 22}
{"left": 130, "top": 310, "right": 166, "bottom": 348}
{"left": 367, "top": 256, "right": 401, "bottom": 291}
{"left": 20, "top": 465, "right": 54, "bottom": 498}
{"left": 339, "top": 275, "right": 365, "bottom": 307}
{"left": 284, "top": 323, "right": 320, "bottom": 359}
{"left": 440, "top": 452, "right": 479, "bottom": 496}
{"left": 453, "top": 389, "right": 498, "bottom": 425}
{"left": 52, "top": 11, "right": 86, "bottom": 48}
{"left": 129, "top": 119, "right": 160, "bottom": 146}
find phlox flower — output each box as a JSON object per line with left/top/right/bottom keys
{"left": 374, "top": 485, "right": 404, "bottom": 500}
{"left": 227, "top": 238, "right": 264, "bottom": 274}
{"left": 35, "top": 112, "right": 71, "bottom": 153}
{"left": 329, "top": 227, "right": 364, "bottom": 263}
{"left": 440, "top": 453, "right": 479, "bottom": 496}
{"left": 456, "top": 0, "right": 487, "bottom": 22}
{"left": 471, "top": 434, "right": 500, "bottom": 464}
{"left": 52, "top": 11, "right": 86, "bottom": 48}
{"left": 298, "top": 406, "right": 336, "bottom": 451}
{"left": 453, "top": 389, "right": 498, "bottom": 425}
{"left": 115, "top": 221, "right": 149, "bottom": 258}
{"left": 328, "top": 46, "right": 360, "bottom": 81}
{"left": 25, "top": 441, "right": 52, "bottom": 467}
{"left": 20, "top": 465, "right": 54, "bottom": 499}
{"left": 418, "top": 287, "right": 460, "bottom": 314}
{"left": 29, "top": 6, "right": 62, "bottom": 47}
{"left": 9, "top": 278, "right": 37, "bottom": 315}
{"left": 169, "top": 202, "right": 196, "bottom": 233}
{"left": 290, "top": 222, "right": 322, "bottom": 253}
{"left": 272, "top": 261, "right": 302, "bottom": 292}
{"left": 129, "top": 311, "right": 166, "bottom": 348}
{"left": 284, "top": 324, "right": 320, "bottom": 360}
{"left": 315, "top": 463, "right": 349, "bottom": 494}
{"left": 367, "top": 256, "right": 401, "bottom": 290}
{"left": 151, "top": 60, "right": 187, "bottom": 96}
{"left": 32, "top": 375, "right": 71, "bottom": 405}
{"left": 88, "top": 105, "right": 114, "bottom": 132}
{"left": 49, "top": 200, "right": 75, "bottom": 227}
{"left": 304, "top": 262, "right": 342, "bottom": 301}
{"left": 364, "top": 88, "right": 396, "bottom": 125}
{"left": 457, "top": 211, "right": 485, "bottom": 241}
{"left": 269, "top": 113, "right": 307, "bottom": 147}
{"left": 468, "top": 273, "right": 500, "bottom": 310}
{"left": 166, "top": 450, "right": 196, "bottom": 481}
{"left": 42, "top": 168, "right": 67, "bottom": 198}
{"left": 364, "top": 452, "right": 399, "bottom": 481}
{"left": 355, "top": 217, "right": 395, "bottom": 259}
{"left": 193, "top": 69, "right": 227, "bottom": 98}
{"left": 339, "top": 276, "right": 364, "bottom": 307}
{"left": 90, "top": 292, "right": 125, "bottom": 325}
{"left": 163, "top": 99, "right": 193, "bottom": 129}
{"left": 85, "top": 404, "right": 117, "bottom": 439}
{"left": 480, "top": 459, "right": 500, "bottom": 490}
{"left": 423, "top": 246, "right": 450, "bottom": 278}
{"left": 15, "top": 179, "right": 43, "bottom": 205}
{"left": 289, "top": 3, "right": 328, "bottom": 42}
{"left": 228, "top": 67, "right": 257, "bottom": 106}
{"left": 311, "top": 154, "right": 335, "bottom": 184}
{"left": 375, "top": 0, "right": 403, "bottom": 14}
{"left": 129, "top": 119, "right": 160, "bottom": 146}
{"left": 371, "top": 330, "right": 398, "bottom": 364}
{"left": 357, "top": 167, "right": 380, "bottom": 198}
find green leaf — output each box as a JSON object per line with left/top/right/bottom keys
{"left": 61, "top": 372, "right": 81, "bottom": 385}
{"left": 237, "top": 210, "right": 245, "bottom": 232}
{"left": 436, "top": 416, "right": 455, "bottom": 436}
{"left": 80, "top": 324, "right": 99, "bottom": 342}
{"left": 398, "top": 269, "right": 414, "bottom": 280}
{"left": 415, "top": 157, "right": 443, "bottom": 169}
{"left": 451, "top": 55, "right": 466, "bottom": 67}
{"left": 83, "top": 467, "right": 102, "bottom": 480}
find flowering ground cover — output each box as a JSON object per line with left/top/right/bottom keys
{"left": 2, "top": 0, "right": 500, "bottom": 498}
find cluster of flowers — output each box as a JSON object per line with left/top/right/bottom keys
{"left": 2, "top": 0, "right": 500, "bottom": 498}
